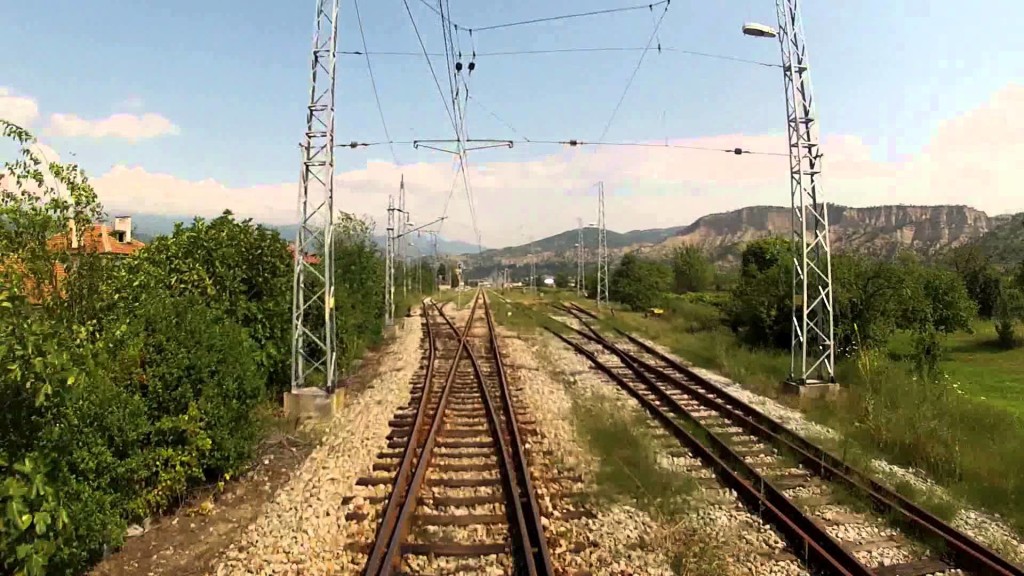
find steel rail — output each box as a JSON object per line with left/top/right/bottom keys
{"left": 363, "top": 298, "right": 480, "bottom": 575}
{"left": 433, "top": 291, "right": 553, "bottom": 575}
{"left": 481, "top": 291, "right": 556, "bottom": 575}
{"left": 557, "top": 301, "right": 1024, "bottom": 576}
{"left": 611, "top": 327, "right": 1024, "bottom": 576}
{"left": 546, "top": 327, "right": 873, "bottom": 576}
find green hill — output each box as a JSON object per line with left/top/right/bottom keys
{"left": 970, "top": 213, "right": 1024, "bottom": 268}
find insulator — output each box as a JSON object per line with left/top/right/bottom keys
{"left": 455, "top": 61, "right": 463, "bottom": 72}
{"left": 568, "top": 139, "right": 579, "bottom": 146}
{"left": 733, "top": 148, "right": 744, "bottom": 155}
{"left": 349, "top": 141, "right": 360, "bottom": 148}
{"left": 468, "top": 61, "right": 476, "bottom": 72}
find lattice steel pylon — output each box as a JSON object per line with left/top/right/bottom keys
{"left": 575, "top": 219, "right": 585, "bottom": 296}
{"left": 776, "top": 0, "right": 836, "bottom": 384}
{"left": 385, "top": 194, "right": 396, "bottom": 326}
{"left": 291, "top": 0, "right": 340, "bottom": 393}
{"left": 595, "top": 182, "right": 610, "bottom": 308}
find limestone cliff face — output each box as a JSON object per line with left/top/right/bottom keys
{"left": 460, "top": 204, "right": 1008, "bottom": 274}
{"left": 651, "top": 205, "right": 1006, "bottom": 261}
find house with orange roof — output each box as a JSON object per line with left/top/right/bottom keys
{"left": 5, "top": 216, "right": 147, "bottom": 303}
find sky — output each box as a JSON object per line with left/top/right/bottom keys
{"left": 1, "top": 0, "right": 1022, "bottom": 247}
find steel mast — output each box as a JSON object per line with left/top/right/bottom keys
{"left": 290, "top": 0, "right": 340, "bottom": 393}
{"left": 776, "top": 0, "right": 835, "bottom": 384}
{"left": 596, "top": 182, "right": 610, "bottom": 308}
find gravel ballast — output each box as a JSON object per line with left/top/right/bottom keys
{"left": 630, "top": 333, "right": 1024, "bottom": 567}
{"left": 212, "top": 316, "right": 423, "bottom": 575}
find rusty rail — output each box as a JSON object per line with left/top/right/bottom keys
{"left": 480, "top": 291, "right": 555, "bottom": 575}
{"left": 612, "top": 327, "right": 1024, "bottom": 576}
{"left": 362, "top": 292, "right": 553, "bottom": 575}
{"left": 557, "top": 302, "right": 1024, "bottom": 576}
{"left": 362, "top": 298, "right": 480, "bottom": 575}
{"left": 548, "top": 326, "right": 872, "bottom": 576}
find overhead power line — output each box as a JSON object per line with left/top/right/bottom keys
{"left": 401, "top": 0, "right": 458, "bottom": 135}
{"left": 597, "top": 1, "right": 671, "bottom": 142}
{"left": 336, "top": 47, "right": 778, "bottom": 68}
{"left": 471, "top": 1, "right": 671, "bottom": 33}
{"left": 411, "top": 0, "right": 671, "bottom": 34}
{"left": 352, "top": 0, "right": 398, "bottom": 165}
{"left": 337, "top": 138, "right": 788, "bottom": 157}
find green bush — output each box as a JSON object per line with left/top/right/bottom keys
{"left": 609, "top": 252, "right": 671, "bottom": 311}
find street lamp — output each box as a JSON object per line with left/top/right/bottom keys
{"left": 742, "top": 22, "right": 777, "bottom": 38}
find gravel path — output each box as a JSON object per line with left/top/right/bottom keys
{"left": 212, "top": 316, "right": 423, "bottom": 575}
{"left": 631, "top": 334, "right": 1024, "bottom": 567}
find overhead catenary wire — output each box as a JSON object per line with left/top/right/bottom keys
{"left": 336, "top": 47, "right": 778, "bottom": 68}
{"left": 352, "top": 0, "right": 398, "bottom": 165}
{"left": 401, "top": 0, "right": 458, "bottom": 135}
{"left": 412, "top": 0, "right": 671, "bottom": 34}
{"left": 337, "top": 138, "right": 788, "bottom": 156}
{"left": 596, "top": 1, "right": 671, "bottom": 143}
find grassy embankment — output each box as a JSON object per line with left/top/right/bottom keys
{"left": 498, "top": 288, "right": 1024, "bottom": 535}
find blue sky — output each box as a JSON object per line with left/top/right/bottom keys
{"left": 1, "top": 0, "right": 1022, "bottom": 245}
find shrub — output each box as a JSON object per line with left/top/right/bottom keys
{"left": 609, "top": 252, "right": 671, "bottom": 311}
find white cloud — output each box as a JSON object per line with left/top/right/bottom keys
{"left": 47, "top": 112, "right": 179, "bottom": 141}
{"left": 84, "top": 83, "right": 1024, "bottom": 246}
{"left": 0, "top": 87, "right": 40, "bottom": 127}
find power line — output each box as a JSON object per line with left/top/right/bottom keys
{"left": 338, "top": 138, "right": 787, "bottom": 156}
{"left": 401, "top": 0, "right": 458, "bottom": 135}
{"left": 353, "top": 0, "right": 398, "bottom": 165}
{"left": 336, "top": 47, "right": 778, "bottom": 67}
{"left": 597, "top": 2, "right": 670, "bottom": 143}
{"left": 415, "top": 0, "right": 671, "bottom": 33}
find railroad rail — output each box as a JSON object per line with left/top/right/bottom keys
{"left": 354, "top": 292, "right": 553, "bottom": 575}
{"left": 549, "top": 301, "right": 1023, "bottom": 576}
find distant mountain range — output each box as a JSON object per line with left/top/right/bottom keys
{"left": 127, "top": 213, "right": 483, "bottom": 255}
{"left": 459, "top": 204, "right": 1023, "bottom": 276}
{"left": 121, "top": 207, "right": 1024, "bottom": 275}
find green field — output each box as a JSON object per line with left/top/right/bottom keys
{"left": 889, "top": 322, "right": 1024, "bottom": 418}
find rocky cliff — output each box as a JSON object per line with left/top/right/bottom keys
{"left": 649, "top": 204, "right": 1009, "bottom": 262}
{"left": 461, "top": 204, "right": 1011, "bottom": 274}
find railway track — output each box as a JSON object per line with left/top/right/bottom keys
{"left": 345, "top": 291, "right": 554, "bottom": 575}
{"left": 549, "top": 301, "right": 1024, "bottom": 576}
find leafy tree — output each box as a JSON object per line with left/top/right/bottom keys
{"left": 897, "top": 259, "right": 976, "bottom": 335}
{"left": 945, "top": 245, "right": 1001, "bottom": 317}
{"left": 1015, "top": 261, "right": 1024, "bottom": 291}
{"left": 995, "top": 287, "right": 1024, "bottom": 349}
{"left": 103, "top": 211, "right": 292, "bottom": 394}
{"left": 554, "top": 273, "right": 570, "bottom": 289}
{"left": 740, "top": 236, "right": 790, "bottom": 278}
{"left": 830, "top": 254, "right": 902, "bottom": 354}
{"left": 609, "top": 252, "right": 671, "bottom": 311}
{"left": 727, "top": 238, "right": 794, "bottom": 348}
{"left": 671, "top": 245, "right": 714, "bottom": 293}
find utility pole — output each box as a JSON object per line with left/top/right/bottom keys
{"left": 776, "top": 0, "right": 835, "bottom": 385}
{"left": 596, "top": 182, "right": 610, "bottom": 308}
{"left": 399, "top": 176, "right": 408, "bottom": 299}
{"left": 291, "top": 0, "right": 340, "bottom": 393}
{"left": 385, "top": 195, "right": 396, "bottom": 327}
{"left": 576, "top": 218, "right": 585, "bottom": 296}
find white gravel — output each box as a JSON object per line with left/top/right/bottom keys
{"left": 212, "top": 315, "right": 423, "bottom": 575}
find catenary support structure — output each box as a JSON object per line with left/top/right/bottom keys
{"left": 290, "top": 0, "right": 340, "bottom": 393}
{"left": 775, "top": 0, "right": 836, "bottom": 384}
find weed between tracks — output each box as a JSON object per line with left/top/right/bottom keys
{"left": 573, "top": 397, "right": 733, "bottom": 576}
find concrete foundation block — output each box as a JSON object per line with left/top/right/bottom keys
{"left": 284, "top": 387, "right": 345, "bottom": 421}
{"left": 782, "top": 379, "right": 840, "bottom": 400}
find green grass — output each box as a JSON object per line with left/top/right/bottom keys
{"left": 889, "top": 321, "right": 1024, "bottom": 418}
{"left": 571, "top": 396, "right": 733, "bottom": 575}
